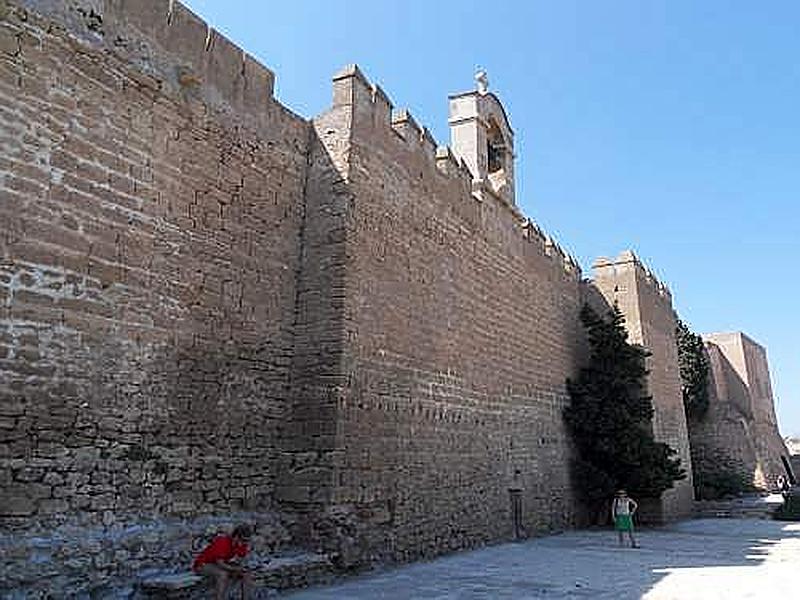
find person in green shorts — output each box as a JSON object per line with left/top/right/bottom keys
{"left": 612, "top": 489, "right": 639, "bottom": 548}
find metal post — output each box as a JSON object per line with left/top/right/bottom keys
{"left": 509, "top": 468, "right": 523, "bottom": 540}
{"left": 509, "top": 487, "right": 523, "bottom": 540}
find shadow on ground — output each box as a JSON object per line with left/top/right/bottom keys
{"left": 276, "top": 516, "right": 800, "bottom": 600}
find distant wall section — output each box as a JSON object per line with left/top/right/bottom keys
{"left": 699, "top": 332, "right": 792, "bottom": 488}
{"left": 688, "top": 341, "right": 758, "bottom": 495}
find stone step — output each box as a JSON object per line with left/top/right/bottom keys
{"left": 693, "top": 497, "right": 779, "bottom": 520}
{"left": 136, "top": 551, "right": 335, "bottom": 599}
{"left": 252, "top": 551, "right": 336, "bottom": 590}
{"left": 139, "top": 573, "right": 205, "bottom": 599}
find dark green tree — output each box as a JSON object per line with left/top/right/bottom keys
{"left": 675, "top": 318, "right": 710, "bottom": 422}
{"left": 565, "top": 304, "right": 685, "bottom": 514}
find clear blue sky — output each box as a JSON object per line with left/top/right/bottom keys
{"left": 184, "top": 1, "right": 799, "bottom": 437}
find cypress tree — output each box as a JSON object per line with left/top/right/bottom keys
{"left": 675, "top": 318, "right": 710, "bottom": 422}
{"left": 565, "top": 304, "right": 685, "bottom": 512}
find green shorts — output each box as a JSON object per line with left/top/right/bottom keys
{"left": 615, "top": 514, "right": 633, "bottom": 532}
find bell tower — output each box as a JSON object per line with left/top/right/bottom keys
{"left": 448, "top": 70, "right": 516, "bottom": 206}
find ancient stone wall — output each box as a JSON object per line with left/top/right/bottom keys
{"left": 285, "top": 66, "right": 586, "bottom": 563}
{"left": 0, "top": 0, "right": 309, "bottom": 527}
{"left": 590, "top": 252, "right": 695, "bottom": 521}
{"left": 5, "top": 0, "right": 791, "bottom": 594}
{"left": 699, "top": 332, "right": 792, "bottom": 488}
{"left": 688, "top": 342, "right": 758, "bottom": 496}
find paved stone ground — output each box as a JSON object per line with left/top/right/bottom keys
{"left": 280, "top": 501, "right": 797, "bottom": 599}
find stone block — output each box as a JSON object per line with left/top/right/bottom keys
{"left": 0, "top": 483, "right": 48, "bottom": 515}
{"left": 38, "top": 498, "right": 69, "bottom": 515}
{"left": 0, "top": 26, "right": 18, "bottom": 56}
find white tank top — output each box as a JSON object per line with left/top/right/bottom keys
{"left": 614, "top": 498, "right": 634, "bottom": 516}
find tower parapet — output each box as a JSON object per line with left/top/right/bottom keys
{"left": 590, "top": 250, "right": 694, "bottom": 521}
{"left": 592, "top": 250, "right": 673, "bottom": 307}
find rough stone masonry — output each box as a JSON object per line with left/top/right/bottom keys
{"left": 0, "top": 0, "right": 792, "bottom": 596}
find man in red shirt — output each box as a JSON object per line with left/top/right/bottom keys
{"left": 193, "top": 523, "right": 253, "bottom": 599}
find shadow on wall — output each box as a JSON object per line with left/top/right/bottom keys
{"left": 1, "top": 330, "right": 289, "bottom": 524}
{"left": 0, "top": 333, "right": 294, "bottom": 596}
{"left": 137, "top": 339, "right": 288, "bottom": 515}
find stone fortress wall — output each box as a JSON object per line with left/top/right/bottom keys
{"left": 695, "top": 332, "right": 791, "bottom": 489}
{"left": 0, "top": 0, "right": 790, "bottom": 595}
{"left": 0, "top": 0, "right": 311, "bottom": 593}
{"left": 1, "top": 0, "right": 310, "bottom": 523}
{"left": 690, "top": 341, "right": 761, "bottom": 489}
{"left": 285, "top": 65, "right": 587, "bottom": 563}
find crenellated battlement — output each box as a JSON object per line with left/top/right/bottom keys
{"left": 371, "top": 83, "right": 393, "bottom": 126}
{"left": 331, "top": 64, "right": 454, "bottom": 172}
{"left": 390, "top": 108, "right": 422, "bottom": 144}
{"left": 331, "top": 64, "right": 483, "bottom": 213}
{"left": 329, "top": 63, "right": 580, "bottom": 280}
{"left": 593, "top": 250, "right": 673, "bottom": 303}
{"left": 433, "top": 146, "right": 474, "bottom": 201}
{"left": 434, "top": 145, "right": 460, "bottom": 175}
{"left": 16, "top": 0, "right": 276, "bottom": 115}
{"left": 519, "top": 220, "right": 581, "bottom": 279}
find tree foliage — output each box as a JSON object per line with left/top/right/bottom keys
{"left": 675, "top": 318, "right": 710, "bottom": 422}
{"left": 565, "top": 304, "right": 686, "bottom": 506}
{"left": 691, "top": 450, "right": 755, "bottom": 500}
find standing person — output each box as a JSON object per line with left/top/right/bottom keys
{"left": 193, "top": 523, "right": 254, "bottom": 600}
{"left": 778, "top": 475, "right": 791, "bottom": 498}
{"left": 612, "top": 490, "right": 639, "bottom": 548}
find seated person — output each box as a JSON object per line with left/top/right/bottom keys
{"left": 192, "top": 523, "right": 253, "bottom": 600}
